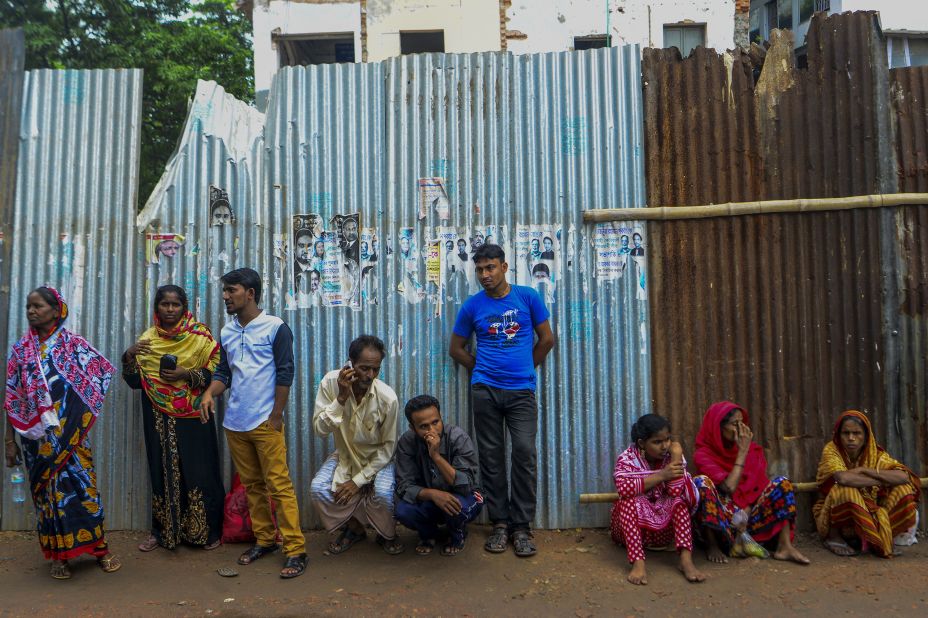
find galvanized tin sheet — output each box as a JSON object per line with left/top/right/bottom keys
{"left": 644, "top": 12, "right": 911, "bottom": 489}
{"left": 2, "top": 69, "right": 144, "bottom": 530}
{"left": 0, "top": 28, "right": 25, "bottom": 520}
{"left": 142, "top": 46, "right": 649, "bottom": 530}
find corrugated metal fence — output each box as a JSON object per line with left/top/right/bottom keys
{"left": 1, "top": 67, "right": 146, "bottom": 530}
{"left": 138, "top": 46, "right": 649, "bottom": 529}
{"left": 3, "top": 11, "right": 928, "bottom": 531}
{"left": 643, "top": 11, "right": 926, "bottom": 496}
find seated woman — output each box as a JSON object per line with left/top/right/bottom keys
{"left": 610, "top": 414, "right": 705, "bottom": 585}
{"left": 814, "top": 410, "right": 920, "bottom": 557}
{"left": 693, "top": 401, "right": 810, "bottom": 565}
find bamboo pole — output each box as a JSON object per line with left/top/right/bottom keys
{"left": 578, "top": 477, "right": 928, "bottom": 504}
{"left": 582, "top": 192, "right": 928, "bottom": 223}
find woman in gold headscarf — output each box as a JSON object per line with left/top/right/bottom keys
{"left": 814, "top": 410, "right": 919, "bottom": 557}
{"left": 122, "top": 285, "right": 223, "bottom": 552}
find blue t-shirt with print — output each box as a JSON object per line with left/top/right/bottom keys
{"left": 452, "top": 285, "right": 551, "bottom": 392}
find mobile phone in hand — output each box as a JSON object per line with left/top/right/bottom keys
{"left": 160, "top": 354, "right": 178, "bottom": 372}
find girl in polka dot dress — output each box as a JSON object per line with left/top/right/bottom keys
{"left": 610, "top": 414, "right": 705, "bottom": 585}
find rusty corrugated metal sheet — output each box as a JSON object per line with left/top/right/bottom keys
{"left": 890, "top": 66, "right": 928, "bottom": 475}
{"left": 645, "top": 12, "right": 907, "bottom": 488}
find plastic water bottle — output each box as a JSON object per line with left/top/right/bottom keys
{"left": 10, "top": 466, "right": 25, "bottom": 503}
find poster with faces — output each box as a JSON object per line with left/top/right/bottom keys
{"left": 515, "top": 224, "right": 560, "bottom": 303}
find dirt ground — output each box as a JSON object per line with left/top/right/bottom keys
{"left": 1, "top": 527, "right": 926, "bottom": 617}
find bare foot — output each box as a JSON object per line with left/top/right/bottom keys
{"left": 678, "top": 550, "right": 707, "bottom": 583}
{"left": 627, "top": 559, "right": 648, "bottom": 585}
{"left": 705, "top": 530, "right": 728, "bottom": 563}
{"left": 773, "top": 545, "right": 810, "bottom": 565}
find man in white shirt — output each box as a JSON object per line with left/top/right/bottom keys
{"left": 310, "top": 335, "right": 404, "bottom": 555}
{"left": 199, "top": 268, "right": 306, "bottom": 579}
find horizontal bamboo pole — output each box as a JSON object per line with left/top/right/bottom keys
{"left": 582, "top": 192, "right": 928, "bottom": 223}
{"left": 579, "top": 477, "right": 928, "bottom": 504}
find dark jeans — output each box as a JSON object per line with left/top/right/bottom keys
{"left": 395, "top": 492, "right": 483, "bottom": 542}
{"left": 471, "top": 383, "right": 538, "bottom": 531}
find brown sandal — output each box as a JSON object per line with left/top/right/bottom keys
{"left": 98, "top": 553, "right": 122, "bottom": 573}
{"left": 138, "top": 534, "right": 159, "bottom": 552}
{"left": 203, "top": 538, "right": 222, "bottom": 551}
{"left": 50, "top": 561, "right": 71, "bottom": 580}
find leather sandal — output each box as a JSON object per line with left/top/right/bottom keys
{"left": 98, "top": 553, "right": 122, "bottom": 572}
{"left": 484, "top": 524, "right": 509, "bottom": 553}
{"left": 238, "top": 543, "right": 279, "bottom": 565}
{"left": 512, "top": 530, "right": 537, "bottom": 557}
{"left": 280, "top": 553, "right": 308, "bottom": 579}
{"left": 50, "top": 561, "right": 71, "bottom": 580}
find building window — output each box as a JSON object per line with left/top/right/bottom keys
{"left": 400, "top": 31, "right": 445, "bottom": 55}
{"left": 814, "top": 0, "right": 830, "bottom": 11}
{"left": 277, "top": 33, "right": 355, "bottom": 67}
{"left": 889, "top": 35, "right": 928, "bottom": 69}
{"left": 764, "top": 0, "right": 778, "bottom": 38}
{"left": 574, "top": 35, "right": 609, "bottom": 51}
{"left": 663, "top": 24, "right": 706, "bottom": 58}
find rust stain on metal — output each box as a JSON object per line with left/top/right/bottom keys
{"left": 644, "top": 12, "right": 902, "bottom": 485}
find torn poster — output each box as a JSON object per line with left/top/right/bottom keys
{"left": 291, "top": 213, "right": 325, "bottom": 308}
{"left": 146, "top": 233, "right": 185, "bottom": 265}
{"left": 329, "top": 212, "right": 362, "bottom": 309}
{"left": 397, "top": 227, "right": 425, "bottom": 303}
{"left": 360, "top": 227, "right": 379, "bottom": 305}
{"left": 593, "top": 222, "right": 648, "bottom": 300}
{"left": 426, "top": 239, "right": 443, "bottom": 317}
{"left": 515, "top": 224, "right": 561, "bottom": 304}
{"left": 209, "top": 185, "right": 234, "bottom": 226}
{"left": 434, "top": 225, "right": 511, "bottom": 296}
{"left": 418, "top": 177, "right": 450, "bottom": 220}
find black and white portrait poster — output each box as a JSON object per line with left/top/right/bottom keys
{"left": 330, "top": 212, "right": 361, "bottom": 309}
{"left": 291, "top": 214, "right": 325, "bottom": 308}
{"left": 209, "top": 185, "right": 234, "bottom": 227}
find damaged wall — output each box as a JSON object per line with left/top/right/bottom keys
{"left": 644, "top": 11, "right": 925, "bottom": 498}
{"left": 138, "top": 44, "right": 649, "bottom": 530}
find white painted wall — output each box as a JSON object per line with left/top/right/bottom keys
{"left": 506, "top": 0, "right": 736, "bottom": 54}
{"left": 838, "top": 0, "right": 928, "bottom": 32}
{"left": 365, "top": 0, "right": 501, "bottom": 62}
{"left": 252, "top": 1, "right": 361, "bottom": 96}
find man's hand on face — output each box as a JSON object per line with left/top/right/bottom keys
{"left": 336, "top": 364, "right": 356, "bottom": 405}
{"left": 424, "top": 431, "right": 441, "bottom": 459}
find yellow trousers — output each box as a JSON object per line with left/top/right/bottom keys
{"left": 225, "top": 421, "right": 305, "bottom": 556}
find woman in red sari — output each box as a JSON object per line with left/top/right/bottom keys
{"left": 693, "top": 401, "right": 809, "bottom": 565}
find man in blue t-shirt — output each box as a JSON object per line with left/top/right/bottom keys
{"left": 449, "top": 244, "right": 556, "bottom": 557}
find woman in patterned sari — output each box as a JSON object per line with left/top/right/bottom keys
{"left": 814, "top": 410, "right": 919, "bottom": 557}
{"left": 4, "top": 286, "right": 120, "bottom": 579}
{"left": 122, "top": 285, "right": 224, "bottom": 552}
{"left": 693, "top": 401, "right": 810, "bottom": 565}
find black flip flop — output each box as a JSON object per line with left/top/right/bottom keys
{"left": 238, "top": 543, "right": 279, "bottom": 565}
{"left": 280, "top": 553, "right": 308, "bottom": 579}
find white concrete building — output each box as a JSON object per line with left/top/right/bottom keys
{"left": 748, "top": 0, "right": 928, "bottom": 68}
{"left": 240, "top": 1, "right": 739, "bottom": 103}
{"left": 504, "top": 0, "right": 736, "bottom": 57}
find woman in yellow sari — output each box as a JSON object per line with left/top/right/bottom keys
{"left": 814, "top": 410, "right": 919, "bottom": 557}
{"left": 122, "top": 285, "right": 223, "bottom": 552}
